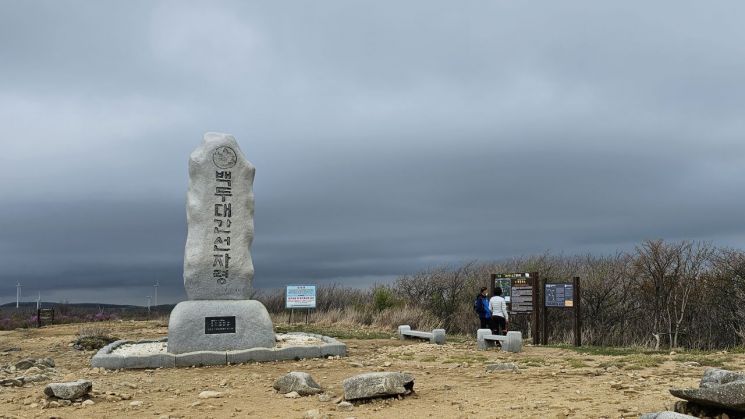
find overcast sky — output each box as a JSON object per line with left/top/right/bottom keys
{"left": 2, "top": 1, "right": 745, "bottom": 305}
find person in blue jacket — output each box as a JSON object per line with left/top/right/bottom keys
{"left": 474, "top": 287, "right": 491, "bottom": 330}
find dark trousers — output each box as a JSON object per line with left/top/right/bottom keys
{"left": 490, "top": 316, "right": 507, "bottom": 335}
{"left": 479, "top": 317, "right": 490, "bottom": 329}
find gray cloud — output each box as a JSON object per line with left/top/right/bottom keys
{"left": 2, "top": 1, "right": 745, "bottom": 304}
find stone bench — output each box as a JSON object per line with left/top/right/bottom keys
{"left": 397, "top": 325, "right": 446, "bottom": 345}
{"left": 476, "top": 329, "right": 523, "bottom": 353}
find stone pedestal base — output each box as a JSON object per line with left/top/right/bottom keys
{"left": 168, "top": 300, "right": 274, "bottom": 354}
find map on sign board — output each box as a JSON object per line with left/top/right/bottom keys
{"left": 493, "top": 278, "right": 512, "bottom": 303}
{"left": 285, "top": 285, "right": 317, "bottom": 309}
{"left": 545, "top": 283, "right": 574, "bottom": 307}
{"left": 492, "top": 272, "right": 534, "bottom": 312}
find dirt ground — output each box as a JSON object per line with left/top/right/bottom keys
{"left": 1, "top": 321, "right": 743, "bottom": 419}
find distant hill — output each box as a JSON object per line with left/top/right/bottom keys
{"left": 0, "top": 301, "right": 175, "bottom": 310}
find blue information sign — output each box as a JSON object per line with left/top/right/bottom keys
{"left": 545, "top": 283, "right": 574, "bottom": 307}
{"left": 285, "top": 285, "right": 317, "bottom": 309}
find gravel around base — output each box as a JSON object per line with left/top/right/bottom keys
{"left": 110, "top": 333, "right": 325, "bottom": 356}
{"left": 112, "top": 342, "right": 167, "bottom": 356}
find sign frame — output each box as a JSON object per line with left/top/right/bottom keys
{"left": 285, "top": 285, "right": 317, "bottom": 309}
{"left": 490, "top": 272, "right": 540, "bottom": 345}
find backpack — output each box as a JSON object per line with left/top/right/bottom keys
{"left": 473, "top": 296, "right": 482, "bottom": 314}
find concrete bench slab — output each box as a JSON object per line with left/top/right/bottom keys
{"left": 476, "top": 329, "right": 523, "bottom": 353}
{"left": 398, "top": 325, "right": 446, "bottom": 345}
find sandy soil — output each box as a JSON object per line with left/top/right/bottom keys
{"left": 1, "top": 321, "right": 743, "bottom": 419}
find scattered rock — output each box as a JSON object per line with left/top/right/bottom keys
{"left": 43, "top": 380, "right": 92, "bottom": 400}
{"left": 699, "top": 368, "right": 745, "bottom": 389}
{"left": 342, "top": 372, "right": 414, "bottom": 401}
{"left": 25, "top": 366, "right": 42, "bottom": 375}
{"left": 337, "top": 401, "right": 354, "bottom": 412}
{"left": 38, "top": 358, "right": 55, "bottom": 368}
{"left": 284, "top": 391, "right": 301, "bottom": 399}
{"left": 14, "top": 359, "right": 36, "bottom": 370}
{"left": 129, "top": 400, "right": 143, "bottom": 407}
{"left": 670, "top": 368, "right": 745, "bottom": 413}
{"left": 273, "top": 372, "right": 323, "bottom": 396}
{"left": 120, "top": 381, "right": 138, "bottom": 389}
{"left": 318, "top": 393, "right": 332, "bottom": 402}
{"left": 485, "top": 363, "right": 518, "bottom": 372}
{"left": 198, "top": 391, "right": 223, "bottom": 399}
{"left": 303, "top": 409, "right": 327, "bottom": 419}
{"left": 82, "top": 399, "right": 95, "bottom": 406}
{"left": 0, "top": 378, "right": 24, "bottom": 387}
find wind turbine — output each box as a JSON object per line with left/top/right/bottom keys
{"left": 16, "top": 283, "right": 22, "bottom": 309}
{"left": 153, "top": 281, "right": 159, "bottom": 308}
{"left": 146, "top": 296, "right": 151, "bottom": 315}
{"left": 36, "top": 292, "right": 40, "bottom": 310}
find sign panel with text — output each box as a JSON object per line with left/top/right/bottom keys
{"left": 285, "top": 285, "right": 317, "bottom": 309}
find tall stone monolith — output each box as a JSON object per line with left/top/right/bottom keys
{"left": 183, "top": 132, "right": 255, "bottom": 300}
{"left": 168, "top": 132, "right": 274, "bottom": 354}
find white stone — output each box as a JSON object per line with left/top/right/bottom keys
{"left": 198, "top": 390, "right": 223, "bottom": 399}
{"left": 184, "top": 132, "right": 255, "bottom": 300}
{"left": 43, "top": 379, "right": 92, "bottom": 400}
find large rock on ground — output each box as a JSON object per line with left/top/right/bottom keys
{"left": 342, "top": 372, "right": 414, "bottom": 401}
{"left": 44, "top": 380, "right": 92, "bottom": 400}
{"left": 273, "top": 372, "right": 323, "bottom": 395}
{"left": 670, "top": 380, "right": 745, "bottom": 412}
{"left": 639, "top": 412, "right": 697, "bottom": 419}
{"left": 699, "top": 367, "right": 745, "bottom": 388}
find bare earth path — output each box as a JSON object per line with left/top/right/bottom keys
{"left": 1, "top": 321, "right": 743, "bottom": 418}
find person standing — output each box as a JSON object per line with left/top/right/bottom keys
{"left": 489, "top": 287, "right": 509, "bottom": 335}
{"left": 474, "top": 287, "right": 491, "bottom": 330}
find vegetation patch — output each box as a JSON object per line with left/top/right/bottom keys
{"left": 73, "top": 326, "right": 118, "bottom": 351}
{"left": 673, "top": 354, "right": 732, "bottom": 368}
{"left": 553, "top": 344, "right": 665, "bottom": 357}
{"left": 566, "top": 359, "right": 589, "bottom": 368}
{"left": 443, "top": 354, "right": 488, "bottom": 364}
{"left": 520, "top": 357, "right": 549, "bottom": 367}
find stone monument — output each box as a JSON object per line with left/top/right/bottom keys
{"left": 168, "top": 132, "right": 275, "bottom": 354}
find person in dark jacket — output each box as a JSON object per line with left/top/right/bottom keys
{"left": 474, "top": 287, "right": 491, "bottom": 329}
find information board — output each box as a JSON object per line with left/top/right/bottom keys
{"left": 545, "top": 283, "right": 574, "bottom": 307}
{"left": 492, "top": 272, "right": 534, "bottom": 312}
{"left": 286, "top": 285, "right": 317, "bottom": 309}
{"left": 511, "top": 285, "right": 534, "bottom": 312}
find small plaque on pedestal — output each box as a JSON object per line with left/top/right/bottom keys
{"left": 205, "top": 316, "right": 236, "bottom": 334}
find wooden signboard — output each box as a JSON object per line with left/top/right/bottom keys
{"left": 490, "top": 272, "right": 540, "bottom": 344}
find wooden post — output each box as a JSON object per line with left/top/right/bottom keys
{"left": 573, "top": 276, "right": 582, "bottom": 347}
{"left": 541, "top": 277, "right": 548, "bottom": 345}
{"left": 531, "top": 272, "right": 539, "bottom": 345}
{"left": 288, "top": 309, "right": 293, "bottom": 324}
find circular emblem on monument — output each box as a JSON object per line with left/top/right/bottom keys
{"left": 212, "top": 146, "right": 237, "bottom": 169}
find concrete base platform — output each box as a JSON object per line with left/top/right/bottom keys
{"left": 167, "top": 300, "right": 275, "bottom": 354}
{"left": 91, "top": 333, "right": 347, "bottom": 369}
